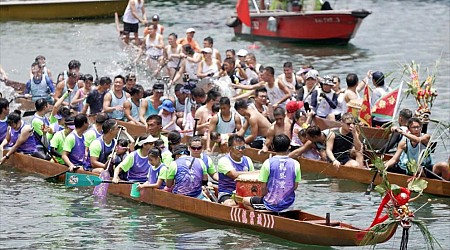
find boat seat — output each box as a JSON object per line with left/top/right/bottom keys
{"left": 307, "top": 219, "right": 341, "bottom": 227}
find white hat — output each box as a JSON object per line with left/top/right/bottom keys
{"left": 236, "top": 49, "right": 248, "bottom": 57}
{"left": 201, "top": 47, "right": 212, "bottom": 54}
{"left": 305, "top": 69, "right": 319, "bottom": 80}
{"left": 136, "top": 135, "right": 158, "bottom": 146}
{"left": 186, "top": 27, "right": 195, "bottom": 33}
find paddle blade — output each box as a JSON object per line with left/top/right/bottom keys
{"left": 93, "top": 170, "right": 111, "bottom": 197}
{"left": 65, "top": 173, "right": 103, "bottom": 187}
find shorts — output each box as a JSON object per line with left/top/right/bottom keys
{"left": 249, "top": 136, "right": 266, "bottom": 149}
{"left": 249, "top": 196, "right": 267, "bottom": 210}
{"left": 123, "top": 22, "right": 139, "bottom": 33}
{"left": 218, "top": 193, "right": 232, "bottom": 203}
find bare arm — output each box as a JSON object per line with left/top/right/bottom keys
{"left": 288, "top": 140, "right": 313, "bottom": 159}
{"left": 400, "top": 130, "right": 430, "bottom": 145}
{"left": 139, "top": 99, "right": 149, "bottom": 125}
{"left": 273, "top": 80, "right": 291, "bottom": 107}
{"left": 262, "top": 127, "right": 274, "bottom": 152}
{"left": 206, "top": 115, "right": 218, "bottom": 151}
{"left": 384, "top": 141, "right": 406, "bottom": 168}
{"left": 102, "top": 92, "right": 115, "bottom": 113}
{"left": 7, "top": 125, "right": 33, "bottom": 156}
{"left": 123, "top": 101, "right": 136, "bottom": 123}
{"left": 326, "top": 132, "right": 339, "bottom": 167}
{"left": 244, "top": 118, "right": 259, "bottom": 144}
{"left": 90, "top": 156, "right": 105, "bottom": 169}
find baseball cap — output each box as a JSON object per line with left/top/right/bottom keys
{"left": 236, "top": 49, "right": 248, "bottom": 57}
{"left": 186, "top": 28, "right": 195, "bottom": 33}
{"left": 153, "top": 83, "right": 165, "bottom": 93}
{"left": 158, "top": 99, "right": 175, "bottom": 112}
{"left": 297, "top": 67, "right": 311, "bottom": 75}
{"left": 201, "top": 47, "right": 212, "bottom": 54}
{"left": 305, "top": 69, "right": 319, "bottom": 80}
{"left": 322, "top": 75, "right": 335, "bottom": 86}
{"left": 286, "top": 101, "right": 304, "bottom": 113}
{"left": 372, "top": 71, "right": 385, "bottom": 83}
{"left": 172, "top": 144, "right": 190, "bottom": 158}
{"left": 64, "top": 117, "right": 75, "bottom": 130}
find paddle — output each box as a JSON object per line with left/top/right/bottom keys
{"left": 44, "top": 167, "right": 79, "bottom": 182}
{"left": 93, "top": 127, "right": 123, "bottom": 197}
{"left": 65, "top": 172, "right": 134, "bottom": 187}
{"left": 365, "top": 131, "right": 395, "bottom": 195}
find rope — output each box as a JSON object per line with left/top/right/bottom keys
{"left": 399, "top": 227, "right": 409, "bottom": 250}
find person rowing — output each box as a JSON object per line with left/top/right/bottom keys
{"left": 217, "top": 134, "right": 255, "bottom": 206}
{"left": 88, "top": 120, "right": 120, "bottom": 173}
{"left": 0, "top": 98, "right": 10, "bottom": 156}
{"left": 138, "top": 147, "right": 168, "bottom": 190}
{"left": 25, "top": 61, "right": 55, "bottom": 104}
{"left": 62, "top": 114, "right": 90, "bottom": 172}
{"left": 243, "top": 134, "right": 301, "bottom": 212}
{"left": 31, "top": 98, "right": 52, "bottom": 149}
{"left": 166, "top": 144, "right": 209, "bottom": 200}
{"left": 112, "top": 135, "right": 159, "bottom": 183}
{"left": 1, "top": 110, "right": 49, "bottom": 164}
{"left": 54, "top": 60, "right": 83, "bottom": 107}
{"left": 188, "top": 136, "right": 218, "bottom": 182}
{"left": 384, "top": 117, "right": 449, "bottom": 180}
{"left": 50, "top": 117, "right": 75, "bottom": 164}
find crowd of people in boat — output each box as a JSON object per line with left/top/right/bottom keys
{"left": 0, "top": 4, "right": 448, "bottom": 210}
{"left": 0, "top": 55, "right": 448, "bottom": 213}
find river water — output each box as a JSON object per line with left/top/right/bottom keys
{"left": 0, "top": 0, "right": 449, "bottom": 249}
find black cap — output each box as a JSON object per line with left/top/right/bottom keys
{"left": 172, "top": 144, "right": 190, "bottom": 158}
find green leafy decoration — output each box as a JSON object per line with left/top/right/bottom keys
{"left": 408, "top": 179, "right": 428, "bottom": 194}
{"left": 406, "top": 159, "right": 419, "bottom": 175}
{"left": 410, "top": 220, "right": 443, "bottom": 250}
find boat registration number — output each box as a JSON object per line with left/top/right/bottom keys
{"left": 314, "top": 17, "right": 341, "bottom": 23}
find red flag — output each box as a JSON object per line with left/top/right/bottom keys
{"left": 359, "top": 84, "right": 372, "bottom": 126}
{"left": 372, "top": 83, "right": 403, "bottom": 121}
{"left": 236, "top": 0, "right": 251, "bottom": 27}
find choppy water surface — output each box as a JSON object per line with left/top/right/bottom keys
{"left": 0, "top": 0, "right": 449, "bottom": 248}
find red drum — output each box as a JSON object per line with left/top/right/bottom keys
{"left": 235, "top": 171, "right": 262, "bottom": 208}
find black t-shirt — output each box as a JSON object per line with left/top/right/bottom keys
{"left": 86, "top": 89, "right": 107, "bottom": 114}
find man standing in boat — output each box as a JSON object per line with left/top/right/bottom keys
{"left": 62, "top": 114, "right": 89, "bottom": 172}
{"left": 122, "top": 0, "right": 147, "bottom": 46}
{"left": 262, "top": 107, "right": 291, "bottom": 152}
{"left": 54, "top": 60, "right": 83, "bottom": 107}
{"left": 217, "top": 134, "right": 255, "bottom": 206}
{"left": 25, "top": 62, "right": 55, "bottom": 104}
{"left": 82, "top": 76, "right": 112, "bottom": 115}
{"left": 243, "top": 134, "right": 301, "bottom": 212}
{"left": 195, "top": 89, "right": 221, "bottom": 138}
{"left": 206, "top": 97, "right": 242, "bottom": 152}
{"left": 103, "top": 75, "right": 130, "bottom": 120}
{"left": 123, "top": 84, "right": 144, "bottom": 124}
{"left": 178, "top": 28, "right": 201, "bottom": 53}
{"left": 235, "top": 99, "right": 271, "bottom": 149}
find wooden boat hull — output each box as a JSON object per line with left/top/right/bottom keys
{"left": 2, "top": 152, "right": 397, "bottom": 246}
{"left": 298, "top": 157, "right": 450, "bottom": 197}
{"left": 0, "top": 0, "right": 128, "bottom": 21}
{"left": 230, "top": 10, "right": 370, "bottom": 45}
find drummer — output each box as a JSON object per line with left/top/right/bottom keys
{"left": 243, "top": 134, "right": 301, "bottom": 212}
{"left": 217, "top": 134, "right": 255, "bottom": 206}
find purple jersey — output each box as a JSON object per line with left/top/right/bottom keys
{"left": 218, "top": 154, "right": 250, "bottom": 194}
{"left": 127, "top": 151, "right": 151, "bottom": 182}
{"left": 147, "top": 163, "right": 166, "bottom": 189}
{"left": 9, "top": 122, "right": 36, "bottom": 154}
{"left": 264, "top": 156, "right": 297, "bottom": 212}
{"left": 172, "top": 156, "right": 204, "bottom": 197}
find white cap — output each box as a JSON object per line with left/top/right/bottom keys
{"left": 236, "top": 49, "right": 248, "bottom": 57}
{"left": 136, "top": 135, "right": 158, "bottom": 146}
{"left": 305, "top": 69, "right": 319, "bottom": 80}
{"left": 201, "top": 47, "right": 212, "bottom": 53}
{"left": 186, "top": 27, "right": 195, "bottom": 33}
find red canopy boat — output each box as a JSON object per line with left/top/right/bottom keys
{"left": 227, "top": 0, "right": 371, "bottom": 45}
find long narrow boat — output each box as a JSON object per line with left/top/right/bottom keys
{"left": 2, "top": 152, "right": 397, "bottom": 246}
{"left": 297, "top": 157, "right": 450, "bottom": 197}
{"left": 0, "top": 0, "right": 128, "bottom": 21}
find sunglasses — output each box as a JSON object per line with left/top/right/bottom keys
{"left": 68, "top": 72, "right": 78, "bottom": 78}
{"left": 190, "top": 146, "right": 203, "bottom": 151}
{"left": 233, "top": 145, "right": 246, "bottom": 151}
